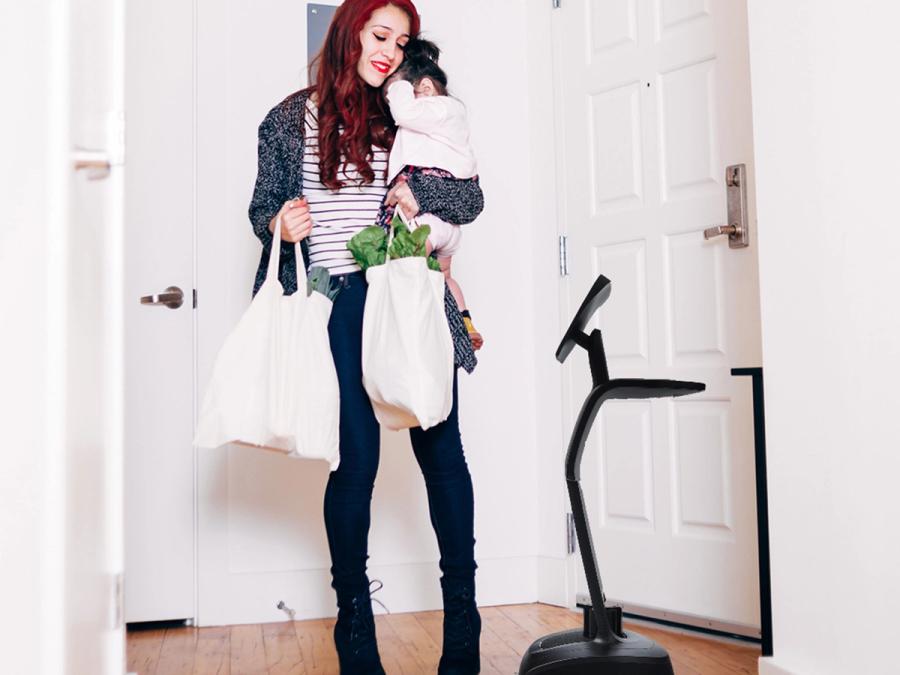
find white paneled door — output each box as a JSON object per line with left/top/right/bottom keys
{"left": 123, "top": 0, "right": 195, "bottom": 622}
{"left": 553, "top": 0, "right": 763, "bottom": 633}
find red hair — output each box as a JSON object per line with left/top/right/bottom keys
{"left": 309, "top": 0, "right": 421, "bottom": 190}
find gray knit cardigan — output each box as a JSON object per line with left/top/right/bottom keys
{"left": 248, "top": 88, "right": 484, "bottom": 373}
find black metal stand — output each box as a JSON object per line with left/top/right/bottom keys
{"left": 518, "top": 275, "right": 705, "bottom": 674}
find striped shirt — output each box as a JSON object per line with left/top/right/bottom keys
{"left": 302, "top": 98, "right": 389, "bottom": 275}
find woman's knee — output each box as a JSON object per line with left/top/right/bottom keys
{"left": 328, "top": 460, "right": 379, "bottom": 491}
{"left": 412, "top": 435, "right": 469, "bottom": 478}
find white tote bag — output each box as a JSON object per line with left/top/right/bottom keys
{"left": 361, "top": 207, "right": 454, "bottom": 431}
{"left": 193, "top": 213, "right": 341, "bottom": 471}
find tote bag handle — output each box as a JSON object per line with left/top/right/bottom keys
{"left": 386, "top": 204, "right": 425, "bottom": 267}
{"left": 266, "top": 203, "right": 309, "bottom": 286}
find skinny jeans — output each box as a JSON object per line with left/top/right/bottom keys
{"left": 323, "top": 270, "right": 478, "bottom": 599}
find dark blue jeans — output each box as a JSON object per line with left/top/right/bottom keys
{"left": 323, "top": 270, "right": 478, "bottom": 600}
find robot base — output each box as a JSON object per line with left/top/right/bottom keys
{"left": 517, "top": 627, "right": 674, "bottom": 675}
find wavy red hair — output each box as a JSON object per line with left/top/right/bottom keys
{"left": 308, "top": 0, "right": 420, "bottom": 190}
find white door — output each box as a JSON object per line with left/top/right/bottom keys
{"left": 68, "top": 0, "right": 127, "bottom": 670}
{"left": 194, "top": 0, "right": 337, "bottom": 627}
{"left": 553, "top": 0, "right": 763, "bottom": 633}
{"left": 123, "top": 0, "right": 195, "bottom": 623}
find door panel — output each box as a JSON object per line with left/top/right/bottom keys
{"left": 555, "top": 0, "right": 762, "bottom": 632}
{"left": 123, "top": 0, "right": 195, "bottom": 623}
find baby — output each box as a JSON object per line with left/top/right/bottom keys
{"left": 382, "top": 37, "right": 483, "bottom": 351}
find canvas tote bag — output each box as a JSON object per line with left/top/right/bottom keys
{"left": 193, "top": 213, "right": 341, "bottom": 471}
{"left": 361, "top": 206, "right": 454, "bottom": 431}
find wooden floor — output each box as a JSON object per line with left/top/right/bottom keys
{"left": 127, "top": 603, "right": 759, "bottom": 675}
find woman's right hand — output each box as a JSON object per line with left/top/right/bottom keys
{"left": 269, "top": 197, "right": 313, "bottom": 243}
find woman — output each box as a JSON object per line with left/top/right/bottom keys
{"left": 248, "top": 1, "right": 484, "bottom": 673}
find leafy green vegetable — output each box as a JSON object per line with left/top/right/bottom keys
{"left": 307, "top": 266, "right": 341, "bottom": 301}
{"left": 346, "top": 225, "right": 387, "bottom": 271}
{"left": 347, "top": 212, "right": 444, "bottom": 273}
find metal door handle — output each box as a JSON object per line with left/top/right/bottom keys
{"left": 140, "top": 286, "right": 184, "bottom": 309}
{"left": 704, "top": 224, "right": 742, "bottom": 239}
{"left": 702, "top": 164, "right": 750, "bottom": 248}
{"left": 73, "top": 148, "right": 112, "bottom": 180}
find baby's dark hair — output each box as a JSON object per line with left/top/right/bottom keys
{"left": 394, "top": 37, "right": 448, "bottom": 95}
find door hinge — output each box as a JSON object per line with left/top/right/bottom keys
{"left": 558, "top": 235, "right": 569, "bottom": 277}
{"left": 193, "top": 288, "right": 197, "bottom": 309}
{"left": 112, "top": 572, "right": 124, "bottom": 629}
{"left": 553, "top": 0, "right": 561, "bottom": 8}
{"left": 566, "top": 512, "right": 576, "bottom": 554}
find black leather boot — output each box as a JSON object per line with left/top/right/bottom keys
{"left": 333, "top": 579, "right": 387, "bottom": 675}
{"left": 438, "top": 577, "right": 482, "bottom": 674}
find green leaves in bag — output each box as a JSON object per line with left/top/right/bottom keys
{"left": 307, "top": 266, "right": 342, "bottom": 301}
{"left": 347, "top": 211, "right": 442, "bottom": 272}
{"left": 346, "top": 225, "right": 387, "bottom": 271}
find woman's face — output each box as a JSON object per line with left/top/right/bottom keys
{"left": 357, "top": 4, "right": 411, "bottom": 88}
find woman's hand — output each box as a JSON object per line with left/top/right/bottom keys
{"left": 385, "top": 180, "right": 420, "bottom": 220}
{"left": 269, "top": 197, "right": 313, "bottom": 243}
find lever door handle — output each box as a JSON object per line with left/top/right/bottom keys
{"left": 140, "top": 286, "right": 184, "bottom": 309}
{"left": 73, "top": 147, "right": 112, "bottom": 179}
{"left": 702, "top": 164, "right": 750, "bottom": 248}
{"left": 704, "top": 224, "right": 741, "bottom": 240}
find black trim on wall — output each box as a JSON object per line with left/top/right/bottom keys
{"left": 732, "top": 366, "right": 773, "bottom": 657}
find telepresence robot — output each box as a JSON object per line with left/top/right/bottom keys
{"left": 518, "top": 275, "right": 705, "bottom": 675}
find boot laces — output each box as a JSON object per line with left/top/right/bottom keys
{"left": 349, "top": 578, "right": 389, "bottom": 643}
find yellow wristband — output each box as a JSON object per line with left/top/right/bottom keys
{"left": 463, "top": 316, "right": 476, "bottom": 333}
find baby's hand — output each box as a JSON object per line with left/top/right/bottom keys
{"left": 470, "top": 331, "right": 484, "bottom": 351}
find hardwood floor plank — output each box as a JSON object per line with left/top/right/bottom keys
{"left": 383, "top": 612, "right": 441, "bottom": 672}
{"left": 262, "top": 622, "right": 306, "bottom": 675}
{"left": 473, "top": 608, "right": 520, "bottom": 675}
{"left": 127, "top": 604, "right": 760, "bottom": 675}
{"left": 375, "top": 615, "right": 421, "bottom": 675}
{"left": 293, "top": 618, "right": 339, "bottom": 675}
{"left": 498, "top": 604, "right": 571, "bottom": 642}
{"left": 126, "top": 627, "right": 166, "bottom": 675}
{"left": 156, "top": 627, "right": 198, "bottom": 675}
{"left": 631, "top": 623, "right": 758, "bottom": 675}
{"left": 230, "top": 625, "right": 268, "bottom": 675}
{"left": 481, "top": 605, "right": 541, "bottom": 657}
{"left": 411, "top": 609, "right": 443, "bottom": 651}
{"left": 193, "top": 626, "right": 230, "bottom": 675}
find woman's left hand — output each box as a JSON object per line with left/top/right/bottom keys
{"left": 385, "top": 180, "right": 420, "bottom": 219}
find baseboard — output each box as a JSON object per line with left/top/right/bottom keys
{"left": 758, "top": 658, "right": 795, "bottom": 675}
{"left": 197, "top": 555, "right": 539, "bottom": 627}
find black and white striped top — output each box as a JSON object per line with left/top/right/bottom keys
{"left": 302, "top": 98, "right": 388, "bottom": 275}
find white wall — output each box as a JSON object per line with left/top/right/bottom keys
{"left": 746, "top": 3, "right": 900, "bottom": 673}
{"left": 0, "top": 2, "right": 67, "bottom": 672}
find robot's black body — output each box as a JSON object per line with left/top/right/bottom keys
{"left": 518, "top": 275, "right": 705, "bottom": 675}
